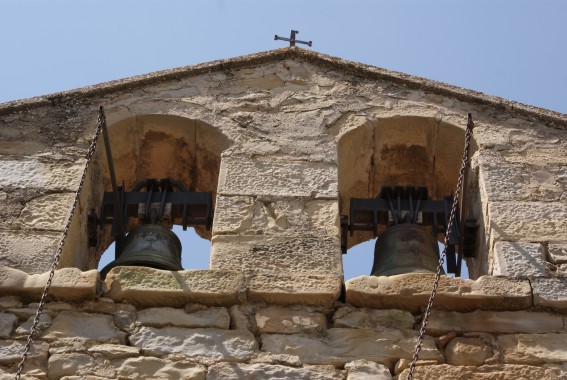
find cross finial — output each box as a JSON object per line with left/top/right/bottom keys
{"left": 274, "top": 30, "right": 312, "bottom": 47}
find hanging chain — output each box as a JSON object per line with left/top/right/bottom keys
{"left": 15, "top": 107, "right": 106, "bottom": 380}
{"left": 405, "top": 113, "right": 474, "bottom": 380}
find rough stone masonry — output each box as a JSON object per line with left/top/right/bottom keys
{"left": 0, "top": 47, "right": 567, "bottom": 379}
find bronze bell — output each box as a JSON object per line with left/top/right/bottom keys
{"left": 371, "top": 223, "right": 444, "bottom": 277}
{"left": 100, "top": 224, "right": 183, "bottom": 279}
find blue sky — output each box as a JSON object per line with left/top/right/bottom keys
{"left": 1, "top": 1, "right": 565, "bottom": 279}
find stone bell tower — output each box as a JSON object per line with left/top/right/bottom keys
{"left": 1, "top": 47, "right": 567, "bottom": 379}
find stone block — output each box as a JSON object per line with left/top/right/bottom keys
{"left": 218, "top": 157, "right": 337, "bottom": 199}
{"left": 261, "top": 328, "right": 442, "bottom": 368}
{"left": 532, "top": 277, "right": 567, "bottom": 311}
{"left": 249, "top": 351, "right": 302, "bottom": 367}
{"left": 492, "top": 241, "right": 549, "bottom": 277}
{"left": 0, "top": 231, "right": 61, "bottom": 273}
{"left": 111, "top": 356, "right": 205, "bottom": 380}
{"left": 104, "top": 267, "right": 245, "bottom": 308}
{"left": 137, "top": 307, "right": 230, "bottom": 329}
{"left": 345, "top": 274, "right": 532, "bottom": 313}
{"left": 15, "top": 314, "right": 52, "bottom": 338}
{"left": 488, "top": 202, "right": 567, "bottom": 242}
{"left": 0, "top": 267, "right": 98, "bottom": 301}
{"left": 0, "top": 296, "right": 22, "bottom": 309}
{"left": 19, "top": 193, "right": 75, "bottom": 231}
{"left": 479, "top": 164, "right": 567, "bottom": 202}
{"left": 549, "top": 243, "right": 567, "bottom": 264}
{"left": 0, "top": 159, "right": 84, "bottom": 191}
{"left": 0, "top": 313, "right": 17, "bottom": 338}
{"left": 212, "top": 196, "right": 255, "bottom": 235}
{"left": 247, "top": 272, "right": 342, "bottom": 308}
{"left": 42, "top": 311, "right": 126, "bottom": 344}
{"left": 397, "top": 364, "right": 566, "bottom": 380}
{"left": 445, "top": 337, "right": 492, "bottom": 366}
{"left": 207, "top": 363, "right": 343, "bottom": 380}
{"left": 0, "top": 339, "right": 48, "bottom": 365}
{"left": 498, "top": 333, "right": 567, "bottom": 365}
{"left": 47, "top": 352, "right": 94, "bottom": 380}
{"left": 393, "top": 359, "right": 439, "bottom": 375}
{"left": 333, "top": 305, "right": 414, "bottom": 330}
{"left": 129, "top": 326, "right": 257, "bottom": 364}
{"left": 426, "top": 310, "right": 564, "bottom": 335}
{"left": 87, "top": 344, "right": 139, "bottom": 359}
{"left": 213, "top": 195, "right": 339, "bottom": 238}
{"left": 80, "top": 300, "right": 136, "bottom": 316}
{"left": 345, "top": 360, "right": 392, "bottom": 379}
{"left": 255, "top": 307, "right": 327, "bottom": 334}
{"left": 210, "top": 235, "right": 342, "bottom": 276}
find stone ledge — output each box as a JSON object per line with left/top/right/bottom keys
{"left": 104, "top": 267, "right": 342, "bottom": 308}
{"left": 103, "top": 267, "right": 246, "bottom": 308}
{"left": 345, "top": 274, "right": 532, "bottom": 313}
{"left": 247, "top": 272, "right": 342, "bottom": 308}
{"left": 0, "top": 266, "right": 98, "bottom": 301}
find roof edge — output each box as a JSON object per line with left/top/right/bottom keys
{"left": 1, "top": 47, "right": 565, "bottom": 127}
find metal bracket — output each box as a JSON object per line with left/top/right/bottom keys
{"left": 341, "top": 186, "right": 476, "bottom": 274}
{"left": 100, "top": 178, "right": 214, "bottom": 240}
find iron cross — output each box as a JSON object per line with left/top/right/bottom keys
{"left": 274, "top": 30, "right": 312, "bottom": 47}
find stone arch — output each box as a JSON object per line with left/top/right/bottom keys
{"left": 338, "top": 116, "right": 480, "bottom": 276}
{"left": 60, "top": 114, "right": 230, "bottom": 271}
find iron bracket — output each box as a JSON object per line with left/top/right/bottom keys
{"left": 341, "top": 186, "right": 476, "bottom": 274}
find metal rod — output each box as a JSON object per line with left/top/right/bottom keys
{"left": 100, "top": 107, "right": 126, "bottom": 244}
{"left": 413, "top": 189, "right": 423, "bottom": 224}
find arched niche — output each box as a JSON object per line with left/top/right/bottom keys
{"left": 60, "top": 114, "right": 230, "bottom": 271}
{"left": 338, "top": 116, "right": 479, "bottom": 275}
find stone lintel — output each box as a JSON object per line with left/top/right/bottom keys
{"left": 345, "top": 274, "right": 532, "bottom": 313}
{"left": 0, "top": 267, "right": 98, "bottom": 301}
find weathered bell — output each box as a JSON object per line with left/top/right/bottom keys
{"left": 371, "top": 223, "right": 444, "bottom": 277}
{"left": 100, "top": 224, "right": 183, "bottom": 279}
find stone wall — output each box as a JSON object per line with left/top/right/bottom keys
{"left": 1, "top": 48, "right": 566, "bottom": 280}
{"left": 1, "top": 267, "right": 567, "bottom": 379}
{"left": 1, "top": 48, "right": 567, "bottom": 379}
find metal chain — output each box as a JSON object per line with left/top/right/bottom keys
{"left": 15, "top": 107, "right": 106, "bottom": 380}
{"left": 405, "top": 113, "right": 474, "bottom": 380}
